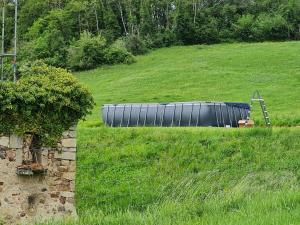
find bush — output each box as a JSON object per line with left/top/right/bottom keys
{"left": 20, "top": 10, "right": 70, "bottom": 68}
{"left": 67, "top": 32, "right": 107, "bottom": 71}
{"left": 146, "top": 29, "right": 178, "bottom": 48}
{"left": 252, "top": 14, "right": 289, "bottom": 40}
{"left": 18, "top": 60, "right": 48, "bottom": 77}
{"left": 0, "top": 64, "right": 94, "bottom": 146}
{"left": 234, "top": 14, "right": 256, "bottom": 41}
{"left": 124, "top": 35, "right": 148, "bottom": 55}
{"left": 196, "top": 18, "right": 220, "bottom": 44}
{"left": 0, "top": 58, "right": 17, "bottom": 81}
{"left": 105, "top": 39, "right": 136, "bottom": 64}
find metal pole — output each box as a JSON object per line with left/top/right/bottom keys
{"left": 1, "top": 1, "right": 5, "bottom": 81}
{"left": 13, "top": 0, "right": 18, "bottom": 82}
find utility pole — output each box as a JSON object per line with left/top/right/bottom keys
{"left": 1, "top": 0, "right": 5, "bottom": 81}
{"left": 0, "top": 0, "right": 18, "bottom": 82}
{"left": 13, "top": 0, "right": 17, "bottom": 82}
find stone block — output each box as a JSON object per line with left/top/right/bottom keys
{"left": 69, "top": 125, "right": 77, "bottom": 131}
{"left": 70, "top": 181, "right": 75, "bottom": 192}
{"left": 62, "top": 147, "right": 76, "bottom": 152}
{"left": 62, "top": 172, "right": 75, "bottom": 181}
{"left": 55, "top": 151, "right": 76, "bottom": 161}
{"left": 0, "top": 136, "right": 9, "bottom": 147}
{"left": 60, "top": 191, "right": 75, "bottom": 198}
{"left": 0, "top": 149, "right": 6, "bottom": 159}
{"left": 6, "top": 150, "right": 16, "bottom": 161}
{"left": 9, "top": 135, "right": 23, "bottom": 149}
{"left": 50, "top": 192, "right": 59, "bottom": 198}
{"left": 62, "top": 131, "right": 69, "bottom": 138}
{"left": 61, "top": 160, "right": 70, "bottom": 166}
{"left": 56, "top": 182, "right": 71, "bottom": 192}
{"left": 66, "top": 197, "right": 75, "bottom": 204}
{"left": 54, "top": 151, "right": 62, "bottom": 159}
{"left": 60, "top": 196, "right": 66, "bottom": 205}
{"left": 15, "top": 149, "right": 23, "bottom": 165}
{"left": 58, "top": 166, "right": 69, "bottom": 172}
{"left": 68, "top": 131, "right": 76, "bottom": 138}
{"left": 62, "top": 152, "right": 76, "bottom": 161}
{"left": 69, "top": 162, "right": 76, "bottom": 172}
{"left": 61, "top": 139, "right": 76, "bottom": 148}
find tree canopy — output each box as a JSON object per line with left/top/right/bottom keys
{"left": 2, "top": 0, "right": 300, "bottom": 70}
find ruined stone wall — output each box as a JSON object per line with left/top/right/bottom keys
{"left": 0, "top": 127, "right": 77, "bottom": 225}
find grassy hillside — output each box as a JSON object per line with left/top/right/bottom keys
{"left": 73, "top": 127, "right": 299, "bottom": 225}
{"left": 43, "top": 42, "right": 300, "bottom": 224}
{"left": 77, "top": 41, "right": 300, "bottom": 127}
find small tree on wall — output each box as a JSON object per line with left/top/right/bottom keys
{"left": 0, "top": 63, "right": 94, "bottom": 171}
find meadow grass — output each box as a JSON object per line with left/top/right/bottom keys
{"left": 76, "top": 41, "right": 300, "bottom": 127}
{"left": 42, "top": 127, "right": 300, "bottom": 225}
{"left": 43, "top": 42, "right": 300, "bottom": 224}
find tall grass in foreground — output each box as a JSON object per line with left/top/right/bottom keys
{"left": 39, "top": 127, "right": 298, "bottom": 225}
{"left": 40, "top": 189, "right": 300, "bottom": 225}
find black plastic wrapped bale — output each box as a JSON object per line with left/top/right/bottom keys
{"left": 102, "top": 102, "right": 250, "bottom": 128}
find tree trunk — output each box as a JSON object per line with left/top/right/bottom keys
{"left": 22, "top": 134, "right": 33, "bottom": 164}
{"left": 166, "top": 3, "right": 169, "bottom": 29}
{"left": 78, "top": 12, "right": 81, "bottom": 34}
{"left": 95, "top": 9, "right": 100, "bottom": 33}
{"left": 118, "top": 2, "right": 128, "bottom": 35}
{"left": 193, "top": 1, "right": 197, "bottom": 25}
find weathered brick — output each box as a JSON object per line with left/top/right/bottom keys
{"left": 61, "top": 138, "right": 76, "bottom": 148}
{"left": 58, "top": 166, "right": 69, "bottom": 172}
{"left": 61, "top": 160, "right": 70, "bottom": 166}
{"left": 60, "top": 191, "right": 74, "bottom": 198}
{"left": 0, "top": 136, "right": 9, "bottom": 147}
{"left": 62, "top": 147, "right": 76, "bottom": 152}
{"left": 62, "top": 152, "right": 76, "bottom": 161}
{"left": 62, "top": 172, "right": 75, "bottom": 181}
{"left": 9, "top": 135, "right": 23, "bottom": 149}
{"left": 68, "top": 131, "right": 76, "bottom": 138}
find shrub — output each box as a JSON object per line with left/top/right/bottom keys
{"left": 0, "top": 58, "right": 17, "bottom": 81}
{"left": 234, "top": 14, "right": 256, "bottom": 41}
{"left": 0, "top": 64, "right": 94, "bottom": 146}
{"left": 105, "top": 39, "right": 136, "bottom": 65}
{"left": 252, "top": 14, "right": 289, "bottom": 40}
{"left": 147, "top": 29, "right": 178, "bottom": 48}
{"left": 20, "top": 10, "right": 70, "bottom": 68}
{"left": 196, "top": 18, "right": 220, "bottom": 44}
{"left": 67, "top": 32, "right": 107, "bottom": 71}
{"left": 18, "top": 60, "right": 48, "bottom": 77}
{"left": 124, "top": 35, "right": 148, "bottom": 55}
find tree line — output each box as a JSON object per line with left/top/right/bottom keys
{"left": 2, "top": 0, "right": 300, "bottom": 71}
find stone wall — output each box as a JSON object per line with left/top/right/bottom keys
{"left": 0, "top": 126, "right": 77, "bottom": 225}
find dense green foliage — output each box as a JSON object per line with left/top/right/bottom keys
{"left": 3, "top": 0, "right": 300, "bottom": 71}
{"left": 0, "top": 64, "right": 94, "bottom": 145}
{"left": 67, "top": 32, "right": 108, "bottom": 70}
{"left": 36, "top": 42, "right": 300, "bottom": 224}
{"left": 67, "top": 32, "right": 135, "bottom": 70}
{"left": 106, "top": 39, "right": 136, "bottom": 65}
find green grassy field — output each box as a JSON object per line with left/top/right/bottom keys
{"left": 44, "top": 42, "right": 300, "bottom": 225}
{"left": 77, "top": 41, "right": 300, "bottom": 127}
